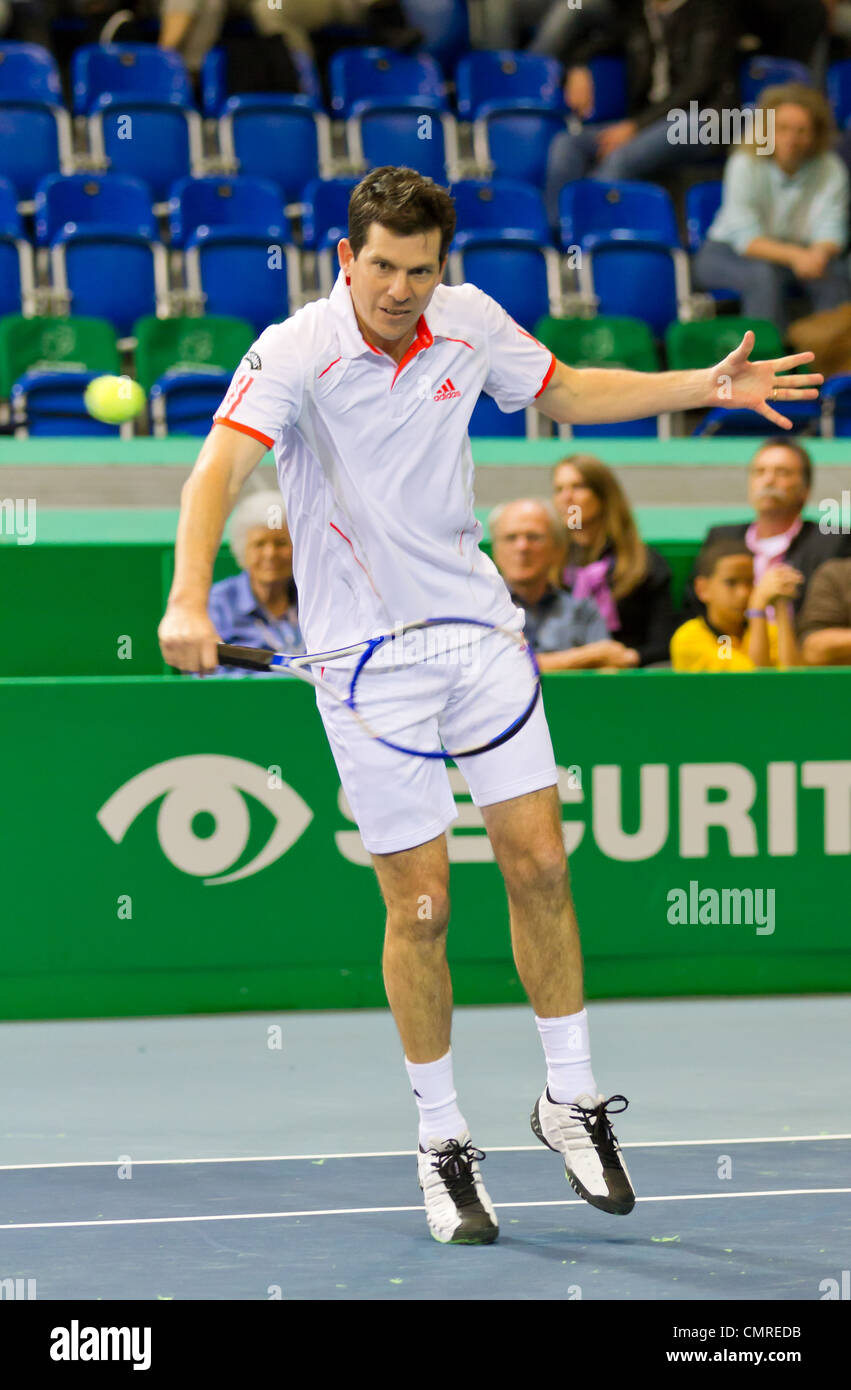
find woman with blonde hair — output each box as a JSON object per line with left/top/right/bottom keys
{"left": 694, "top": 83, "right": 851, "bottom": 332}
{"left": 552, "top": 455, "right": 675, "bottom": 667}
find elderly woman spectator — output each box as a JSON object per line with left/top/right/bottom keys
{"left": 489, "top": 497, "right": 634, "bottom": 671}
{"left": 206, "top": 490, "right": 303, "bottom": 675}
{"left": 693, "top": 84, "right": 851, "bottom": 333}
{"left": 552, "top": 454, "right": 676, "bottom": 667}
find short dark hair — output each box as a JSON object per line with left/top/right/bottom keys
{"left": 695, "top": 538, "right": 753, "bottom": 580}
{"left": 348, "top": 166, "right": 456, "bottom": 263}
{"left": 750, "top": 437, "right": 813, "bottom": 488}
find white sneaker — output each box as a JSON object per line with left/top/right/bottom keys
{"left": 417, "top": 1132, "right": 499, "bottom": 1244}
{"left": 531, "top": 1089, "right": 635, "bottom": 1215}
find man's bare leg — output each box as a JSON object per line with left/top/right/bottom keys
{"left": 371, "top": 831, "right": 452, "bottom": 1063}
{"left": 481, "top": 784, "right": 584, "bottom": 1016}
{"left": 372, "top": 828, "right": 499, "bottom": 1242}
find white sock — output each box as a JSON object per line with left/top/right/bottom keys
{"left": 404, "top": 1048, "right": 468, "bottom": 1150}
{"left": 535, "top": 1008, "right": 598, "bottom": 1104}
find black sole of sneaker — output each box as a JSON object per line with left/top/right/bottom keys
{"left": 530, "top": 1098, "right": 636, "bottom": 1217}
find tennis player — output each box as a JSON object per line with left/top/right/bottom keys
{"left": 158, "top": 166, "right": 821, "bottom": 1246}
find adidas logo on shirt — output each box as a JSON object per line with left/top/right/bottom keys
{"left": 433, "top": 378, "right": 461, "bottom": 401}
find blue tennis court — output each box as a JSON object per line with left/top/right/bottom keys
{"left": 2, "top": 997, "right": 848, "bottom": 1301}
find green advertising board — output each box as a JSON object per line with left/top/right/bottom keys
{"left": 1, "top": 669, "right": 849, "bottom": 1020}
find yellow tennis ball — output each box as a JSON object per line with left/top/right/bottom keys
{"left": 84, "top": 374, "right": 146, "bottom": 424}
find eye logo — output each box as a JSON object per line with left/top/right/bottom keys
{"left": 96, "top": 755, "right": 312, "bottom": 885}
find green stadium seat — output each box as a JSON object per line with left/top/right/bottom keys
{"left": 133, "top": 314, "right": 255, "bottom": 394}
{"left": 665, "top": 317, "right": 784, "bottom": 371}
{"left": 0, "top": 313, "right": 119, "bottom": 400}
{"left": 533, "top": 315, "right": 660, "bottom": 372}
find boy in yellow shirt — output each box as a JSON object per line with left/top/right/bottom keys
{"left": 671, "top": 538, "right": 802, "bottom": 671}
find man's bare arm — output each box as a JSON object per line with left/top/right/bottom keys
{"left": 159, "top": 424, "right": 268, "bottom": 671}
{"left": 801, "top": 628, "right": 851, "bottom": 666}
{"left": 535, "top": 331, "right": 821, "bottom": 430}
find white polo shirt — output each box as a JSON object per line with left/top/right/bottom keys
{"left": 213, "top": 269, "right": 556, "bottom": 653}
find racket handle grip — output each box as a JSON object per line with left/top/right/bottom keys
{"left": 217, "top": 643, "right": 276, "bottom": 671}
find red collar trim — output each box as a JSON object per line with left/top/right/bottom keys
{"left": 391, "top": 315, "right": 433, "bottom": 387}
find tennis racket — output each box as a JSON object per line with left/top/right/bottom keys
{"left": 217, "top": 616, "right": 541, "bottom": 761}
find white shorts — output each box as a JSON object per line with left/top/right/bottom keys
{"left": 314, "top": 649, "right": 558, "bottom": 855}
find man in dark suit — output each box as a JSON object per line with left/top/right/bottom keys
{"left": 680, "top": 438, "right": 851, "bottom": 621}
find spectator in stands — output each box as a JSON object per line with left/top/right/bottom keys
{"left": 473, "top": 0, "right": 616, "bottom": 57}
{"left": 552, "top": 454, "right": 676, "bottom": 667}
{"left": 206, "top": 490, "right": 303, "bottom": 674}
{"left": 671, "top": 537, "right": 801, "bottom": 669}
{"left": 693, "top": 85, "right": 851, "bottom": 332}
{"left": 158, "top": 0, "right": 417, "bottom": 72}
{"left": 489, "top": 498, "right": 633, "bottom": 671}
{"left": 2, "top": 0, "right": 58, "bottom": 44}
{"left": 799, "top": 557, "right": 851, "bottom": 664}
{"left": 679, "top": 438, "right": 851, "bottom": 620}
{"left": 544, "top": 0, "right": 737, "bottom": 227}
{"left": 737, "top": 0, "right": 830, "bottom": 69}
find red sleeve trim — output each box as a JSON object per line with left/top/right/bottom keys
{"left": 535, "top": 353, "right": 557, "bottom": 398}
{"left": 213, "top": 417, "right": 274, "bottom": 448}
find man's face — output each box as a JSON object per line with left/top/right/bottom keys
{"left": 748, "top": 446, "right": 809, "bottom": 516}
{"left": 244, "top": 525, "right": 293, "bottom": 586}
{"left": 493, "top": 503, "right": 561, "bottom": 589}
{"left": 695, "top": 554, "right": 754, "bottom": 626}
{"left": 338, "top": 223, "right": 445, "bottom": 347}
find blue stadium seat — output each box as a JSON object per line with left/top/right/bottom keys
{"left": 455, "top": 52, "right": 563, "bottom": 119}
{"left": 0, "top": 42, "right": 63, "bottom": 104}
{"left": 819, "top": 374, "right": 851, "bottom": 437}
{"left": 692, "top": 404, "right": 819, "bottom": 437}
{"left": 472, "top": 103, "right": 566, "bottom": 186}
{"left": 586, "top": 56, "right": 628, "bottom": 122}
{"left": 469, "top": 390, "right": 527, "bottom": 437}
{"left": 685, "top": 180, "right": 722, "bottom": 251}
{"left": 149, "top": 370, "right": 231, "bottom": 437}
{"left": 347, "top": 97, "right": 458, "bottom": 182}
{"left": 184, "top": 224, "right": 298, "bottom": 334}
{"left": 827, "top": 61, "right": 851, "bottom": 130}
{"left": 449, "top": 234, "right": 560, "bottom": 331}
{"left": 685, "top": 180, "right": 738, "bottom": 306}
{"left": 402, "top": 0, "right": 469, "bottom": 67}
{"left": 329, "top": 47, "right": 444, "bottom": 117}
{"left": 50, "top": 225, "right": 169, "bottom": 337}
{"left": 10, "top": 369, "right": 129, "bottom": 436}
{"left": 87, "top": 96, "right": 203, "bottom": 204}
{"left": 168, "top": 176, "right": 284, "bottom": 248}
{"left": 34, "top": 173, "right": 155, "bottom": 246}
{"left": 578, "top": 242, "right": 685, "bottom": 337}
{"left": 71, "top": 44, "right": 192, "bottom": 115}
{"left": 300, "top": 176, "right": 358, "bottom": 294}
{"left": 300, "top": 177, "right": 358, "bottom": 249}
{"left": 0, "top": 102, "right": 73, "bottom": 202}
{"left": 0, "top": 176, "right": 36, "bottom": 315}
{"left": 739, "top": 56, "right": 812, "bottom": 106}
{"left": 450, "top": 179, "right": 551, "bottom": 243}
{"left": 200, "top": 45, "right": 321, "bottom": 117}
{"left": 559, "top": 179, "right": 680, "bottom": 252}
{"left": 571, "top": 417, "right": 658, "bottom": 438}
{"left": 218, "top": 95, "right": 332, "bottom": 202}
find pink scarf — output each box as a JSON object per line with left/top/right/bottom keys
{"left": 563, "top": 556, "right": 620, "bottom": 631}
{"left": 745, "top": 516, "right": 803, "bottom": 582}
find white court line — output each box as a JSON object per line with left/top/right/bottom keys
{"left": 0, "top": 1133, "right": 848, "bottom": 1170}
{"left": 1, "top": 1187, "right": 850, "bottom": 1232}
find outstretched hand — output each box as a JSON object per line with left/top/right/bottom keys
{"left": 710, "top": 330, "right": 823, "bottom": 429}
